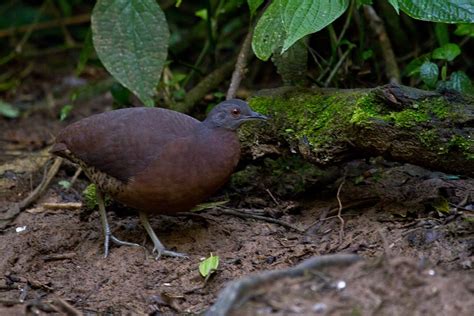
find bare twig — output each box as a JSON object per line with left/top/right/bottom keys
{"left": 174, "top": 60, "right": 235, "bottom": 113}
{"left": 0, "top": 157, "right": 62, "bottom": 229}
{"left": 42, "top": 203, "right": 82, "bottom": 210}
{"left": 364, "top": 5, "right": 400, "bottom": 84}
{"left": 206, "top": 254, "right": 359, "bottom": 316}
{"left": 336, "top": 177, "right": 346, "bottom": 244}
{"left": 0, "top": 14, "right": 90, "bottom": 38}
{"left": 217, "top": 207, "right": 304, "bottom": 233}
{"left": 226, "top": 29, "right": 254, "bottom": 100}
{"left": 18, "top": 157, "right": 63, "bottom": 210}
{"left": 50, "top": 297, "right": 82, "bottom": 316}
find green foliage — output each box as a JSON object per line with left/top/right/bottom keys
{"left": 59, "top": 104, "right": 74, "bottom": 121}
{"left": 419, "top": 61, "right": 439, "bottom": 89}
{"left": 252, "top": 0, "right": 349, "bottom": 60}
{"left": 432, "top": 43, "right": 461, "bottom": 62}
{"left": 91, "top": 0, "right": 169, "bottom": 107}
{"left": 247, "top": 0, "right": 264, "bottom": 16}
{"left": 83, "top": 183, "right": 98, "bottom": 210}
{"left": 199, "top": 253, "right": 219, "bottom": 278}
{"left": 0, "top": 100, "right": 20, "bottom": 118}
{"left": 454, "top": 24, "right": 474, "bottom": 37}
{"left": 387, "top": 0, "right": 399, "bottom": 14}
{"left": 398, "top": 0, "right": 474, "bottom": 23}
{"left": 272, "top": 38, "right": 308, "bottom": 85}
{"left": 76, "top": 29, "right": 94, "bottom": 76}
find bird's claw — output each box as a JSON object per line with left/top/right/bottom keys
{"left": 152, "top": 247, "right": 188, "bottom": 260}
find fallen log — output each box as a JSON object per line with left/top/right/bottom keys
{"left": 241, "top": 84, "right": 473, "bottom": 177}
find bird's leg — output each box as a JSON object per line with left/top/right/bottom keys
{"left": 139, "top": 211, "right": 188, "bottom": 259}
{"left": 96, "top": 189, "right": 141, "bottom": 257}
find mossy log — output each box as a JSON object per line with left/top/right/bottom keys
{"left": 240, "top": 84, "right": 473, "bottom": 177}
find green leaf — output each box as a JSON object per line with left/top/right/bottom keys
{"left": 252, "top": 1, "right": 285, "bottom": 60}
{"left": 356, "top": 0, "right": 372, "bottom": 8}
{"left": 445, "top": 71, "right": 473, "bottom": 94}
{"left": 0, "top": 100, "right": 20, "bottom": 118}
{"left": 432, "top": 43, "right": 461, "bottom": 61}
{"left": 280, "top": 0, "right": 350, "bottom": 52}
{"left": 59, "top": 104, "right": 73, "bottom": 121}
{"left": 247, "top": 0, "right": 264, "bottom": 16}
{"left": 419, "top": 61, "right": 439, "bottom": 88}
{"left": 199, "top": 254, "right": 219, "bottom": 277}
{"left": 76, "top": 29, "right": 94, "bottom": 76}
{"left": 361, "top": 49, "right": 374, "bottom": 60}
{"left": 388, "top": 0, "right": 399, "bottom": 14}
{"left": 195, "top": 8, "right": 208, "bottom": 20}
{"left": 454, "top": 23, "right": 474, "bottom": 37}
{"left": 399, "top": 0, "right": 474, "bottom": 23}
{"left": 252, "top": 0, "right": 349, "bottom": 60}
{"left": 91, "top": 0, "right": 169, "bottom": 107}
{"left": 403, "top": 56, "right": 425, "bottom": 77}
{"left": 434, "top": 23, "right": 449, "bottom": 46}
{"left": 58, "top": 180, "right": 71, "bottom": 189}
{"left": 441, "top": 64, "right": 447, "bottom": 81}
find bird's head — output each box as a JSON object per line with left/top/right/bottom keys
{"left": 203, "top": 99, "right": 268, "bottom": 130}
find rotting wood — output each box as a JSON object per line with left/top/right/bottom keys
{"left": 241, "top": 83, "right": 473, "bottom": 176}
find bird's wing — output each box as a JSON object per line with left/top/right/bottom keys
{"left": 50, "top": 107, "right": 200, "bottom": 182}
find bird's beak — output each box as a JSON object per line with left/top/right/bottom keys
{"left": 248, "top": 110, "right": 268, "bottom": 120}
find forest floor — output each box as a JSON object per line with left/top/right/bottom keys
{"left": 1, "top": 89, "right": 473, "bottom": 315}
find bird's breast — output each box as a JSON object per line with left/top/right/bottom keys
{"left": 116, "top": 128, "right": 240, "bottom": 213}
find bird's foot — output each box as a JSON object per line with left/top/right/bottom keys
{"left": 152, "top": 247, "right": 188, "bottom": 260}
{"left": 103, "top": 233, "right": 142, "bottom": 258}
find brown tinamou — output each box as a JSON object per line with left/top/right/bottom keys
{"left": 51, "top": 99, "right": 267, "bottom": 258}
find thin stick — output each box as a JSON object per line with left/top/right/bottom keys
{"left": 364, "top": 5, "right": 400, "bottom": 84}
{"left": 206, "top": 254, "right": 359, "bottom": 316}
{"left": 0, "top": 14, "right": 90, "bottom": 38}
{"left": 226, "top": 29, "right": 253, "bottom": 100}
{"left": 336, "top": 177, "right": 346, "bottom": 244}
{"left": 218, "top": 207, "right": 304, "bottom": 233}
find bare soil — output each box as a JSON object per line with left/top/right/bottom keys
{"left": 1, "top": 94, "right": 473, "bottom": 315}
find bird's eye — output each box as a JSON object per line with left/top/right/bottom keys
{"left": 231, "top": 108, "right": 240, "bottom": 116}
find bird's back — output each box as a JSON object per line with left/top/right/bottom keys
{"left": 51, "top": 107, "right": 200, "bottom": 182}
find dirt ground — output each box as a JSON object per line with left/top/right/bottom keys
{"left": 1, "top": 93, "right": 473, "bottom": 315}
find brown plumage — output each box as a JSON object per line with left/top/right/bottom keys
{"left": 51, "top": 99, "right": 267, "bottom": 258}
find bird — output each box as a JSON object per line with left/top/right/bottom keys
{"left": 50, "top": 99, "right": 267, "bottom": 258}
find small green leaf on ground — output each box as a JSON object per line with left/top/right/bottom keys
{"left": 199, "top": 253, "right": 219, "bottom": 278}
{"left": 432, "top": 43, "right": 461, "bottom": 61}
{"left": 0, "top": 100, "right": 20, "bottom": 118}
{"left": 419, "top": 61, "right": 439, "bottom": 88}
{"left": 58, "top": 180, "right": 71, "bottom": 189}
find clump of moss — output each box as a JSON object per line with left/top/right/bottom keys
{"left": 82, "top": 184, "right": 112, "bottom": 210}
{"left": 389, "top": 109, "right": 430, "bottom": 127}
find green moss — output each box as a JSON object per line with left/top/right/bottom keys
{"left": 389, "top": 109, "right": 430, "bottom": 127}
{"left": 419, "top": 129, "right": 438, "bottom": 147}
{"left": 448, "top": 135, "right": 474, "bottom": 160}
{"left": 250, "top": 91, "right": 363, "bottom": 148}
{"left": 82, "top": 183, "right": 112, "bottom": 210}
{"left": 349, "top": 94, "right": 382, "bottom": 125}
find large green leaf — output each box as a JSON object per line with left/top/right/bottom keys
{"left": 399, "top": 0, "right": 474, "bottom": 23}
{"left": 280, "top": 0, "right": 349, "bottom": 52}
{"left": 91, "top": 0, "right": 169, "bottom": 107}
{"left": 252, "top": 1, "right": 285, "bottom": 60}
{"left": 252, "top": 0, "right": 349, "bottom": 60}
